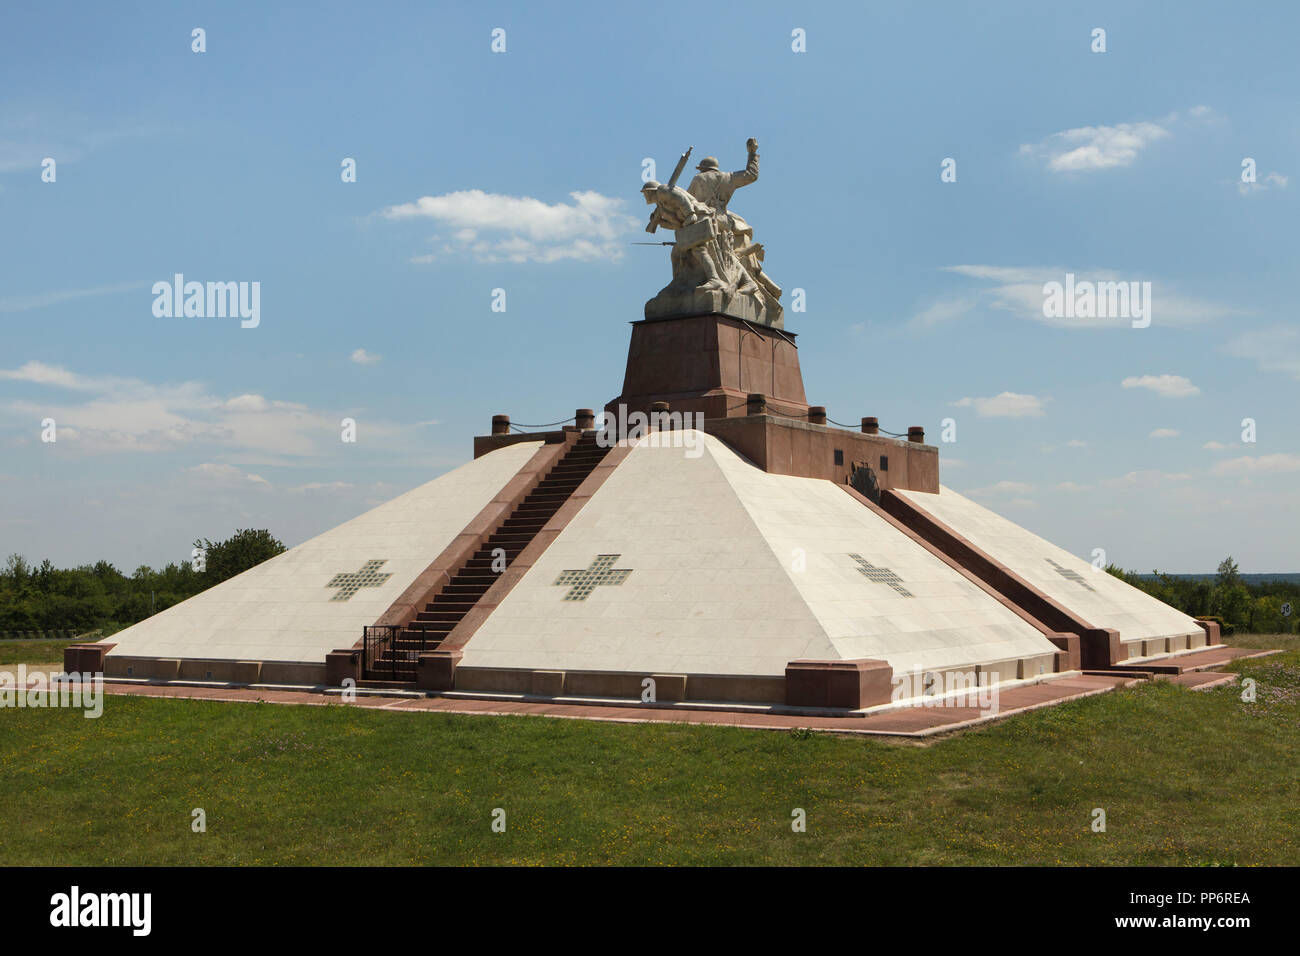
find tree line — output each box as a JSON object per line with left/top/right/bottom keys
{"left": 1107, "top": 556, "right": 1298, "bottom": 635}
{"left": 1, "top": 536, "right": 1292, "bottom": 640}
{"left": 0, "top": 529, "right": 286, "bottom": 637}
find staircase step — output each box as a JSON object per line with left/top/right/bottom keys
{"left": 412, "top": 615, "right": 458, "bottom": 627}
{"left": 394, "top": 638, "right": 443, "bottom": 651}
{"left": 361, "top": 439, "right": 615, "bottom": 682}
{"left": 411, "top": 618, "right": 457, "bottom": 630}
{"left": 500, "top": 522, "right": 547, "bottom": 533}
{"left": 532, "top": 479, "right": 583, "bottom": 489}
{"left": 446, "top": 579, "right": 497, "bottom": 591}
{"left": 513, "top": 503, "right": 561, "bottom": 514}
{"left": 462, "top": 558, "right": 508, "bottom": 570}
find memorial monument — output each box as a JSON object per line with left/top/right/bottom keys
{"left": 66, "top": 138, "right": 1220, "bottom": 714}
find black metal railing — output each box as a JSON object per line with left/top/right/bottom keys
{"left": 361, "top": 623, "right": 443, "bottom": 682}
{"left": 361, "top": 625, "right": 399, "bottom": 680}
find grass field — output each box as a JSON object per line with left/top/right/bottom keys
{"left": 0, "top": 637, "right": 77, "bottom": 670}
{"left": 0, "top": 639, "right": 1296, "bottom": 866}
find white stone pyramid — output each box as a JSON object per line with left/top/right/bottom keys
{"left": 461, "top": 433, "right": 1058, "bottom": 680}
{"left": 85, "top": 426, "right": 1211, "bottom": 705}
{"left": 101, "top": 441, "right": 543, "bottom": 672}
{"left": 892, "top": 486, "right": 1203, "bottom": 659}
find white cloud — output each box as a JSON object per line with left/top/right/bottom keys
{"left": 1121, "top": 374, "right": 1200, "bottom": 398}
{"left": 0, "top": 360, "right": 142, "bottom": 392}
{"left": 1019, "top": 108, "right": 1222, "bottom": 175}
{"left": 1042, "top": 438, "right": 1089, "bottom": 453}
{"left": 288, "top": 481, "right": 355, "bottom": 493}
{"left": 223, "top": 394, "right": 271, "bottom": 413}
{"left": 908, "top": 296, "right": 977, "bottom": 328}
{"left": 381, "top": 189, "right": 638, "bottom": 264}
{"left": 1148, "top": 428, "right": 1180, "bottom": 438}
{"left": 1202, "top": 441, "right": 1232, "bottom": 452}
{"left": 944, "top": 265, "right": 1045, "bottom": 283}
{"left": 952, "top": 391, "right": 1049, "bottom": 417}
{"left": 967, "top": 480, "right": 1035, "bottom": 496}
{"left": 0, "top": 110, "right": 162, "bottom": 175}
{"left": 1055, "top": 481, "right": 1092, "bottom": 492}
{"left": 1238, "top": 171, "right": 1289, "bottom": 197}
{"left": 1223, "top": 326, "right": 1300, "bottom": 381}
{"left": 936, "top": 265, "right": 1236, "bottom": 330}
{"left": 1020, "top": 120, "right": 1171, "bottom": 172}
{"left": 0, "top": 281, "right": 147, "bottom": 314}
{"left": 350, "top": 348, "right": 382, "bottom": 366}
{"left": 1210, "top": 454, "right": 1300, "bottom": 478}
{"left": 187, "top": 462, "right": 271, "bottom": 489}
{"left": 1099, "top": 470, "right": 1191, "bottom": 489}
{"left": 0, "top": 360, "right": 401, "bottom": 458}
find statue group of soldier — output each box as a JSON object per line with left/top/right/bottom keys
{"left": 640, "top": 137, "right": 783, "bottom": 326}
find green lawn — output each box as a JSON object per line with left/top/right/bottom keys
{"left": 0, "top": 641, "right": 1296, "bottom": 866}
{"left": 0, "top": 637, "right": 76, "bottom": 669}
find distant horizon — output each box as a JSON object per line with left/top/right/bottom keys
{"left": 4, "top": 549, "right": 1298, "bottom": 580}
{"left": 1137, "top": 571, "right": 1300, "bottom": 579}
{"left": 2, "top": 2, "right": 1296, "bottom": 571}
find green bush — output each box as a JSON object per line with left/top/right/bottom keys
{"left": 0, "top": 528, "right": 286, "bottom": 637}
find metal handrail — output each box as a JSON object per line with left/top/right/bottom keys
{"left": 362, "top": 622, "right": 444, "bottom": 681}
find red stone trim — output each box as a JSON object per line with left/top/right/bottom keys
{"left": 63, "top": 642, "right": 116, "bottom": 674}
{"left": 473, "top": 430, "right": 568, "bottom": 459}
{"left": 840, "top": 485, "right": 1081, "bottom": 670}
{"left": 417, "top": 650, "right": 460, "bottom": 691}
{"left": 371, "top": 437, "right": 573, "bottom": 635}
{"left": 326, "top": 649, "right": 361, "bottom": 685}
{"left": 785, "top": 659, "right": 893, "bottom": 709}
{"left": 1194, "top": 617, "right": 1222, "bottom": 645}
{"left": 707, "top": 415, "right": 939, "bottom": 492}
{"left": 878, "top": 489, "right": 1125, "bottom": 668}
{"left": 419, "top": 439, "right": 638, "bottom": 690}
{"left": 449, "top": 665, "right": 784, "bottom": 704}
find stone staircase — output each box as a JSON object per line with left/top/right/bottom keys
{"left": 364, "top": 433, "right": 610, "bottom": 681}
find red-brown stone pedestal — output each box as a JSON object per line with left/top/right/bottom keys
{"left": 326, "top": 648, "right": 361, "bottom": 685}
{"left": 607, "top": 313, "right": 808, "bottom": 420}
{"left": 785, "top": 659, "right": 895, "bottom": 709}
{"left": 63, "top": 642, "right": 116, "bottom": 674}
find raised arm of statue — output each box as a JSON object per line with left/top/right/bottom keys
{"left": 730, "top": 138, "right": 759, "bottom": 188}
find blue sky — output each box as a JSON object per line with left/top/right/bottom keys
{"left": 2, "top": 1, "right": 1297, "bottom": 571}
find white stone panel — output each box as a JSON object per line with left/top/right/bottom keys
{"left": 460, "top": 433, "right": 837, "bottom": 676}
{"left": 713, "top": 444, "right": 1058, "bottom": 676}
{"left": 896, "top": 486, "right": 1200, "bottom": 643}
{"left": 103, "top": 442, "right": 543, "bottom": 664}
{"left": 462, "top": 433, "right": 1056, "bottom": 678}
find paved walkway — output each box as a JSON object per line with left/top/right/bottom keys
{"left": 1139, "top": 644, "right": 1275, "bottom": 672}
{"left": 0, "top": 671, "right": 1146, "bottom": 737}
{"left": 10, "top": 644, "right": 1276, "bottom": 738}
